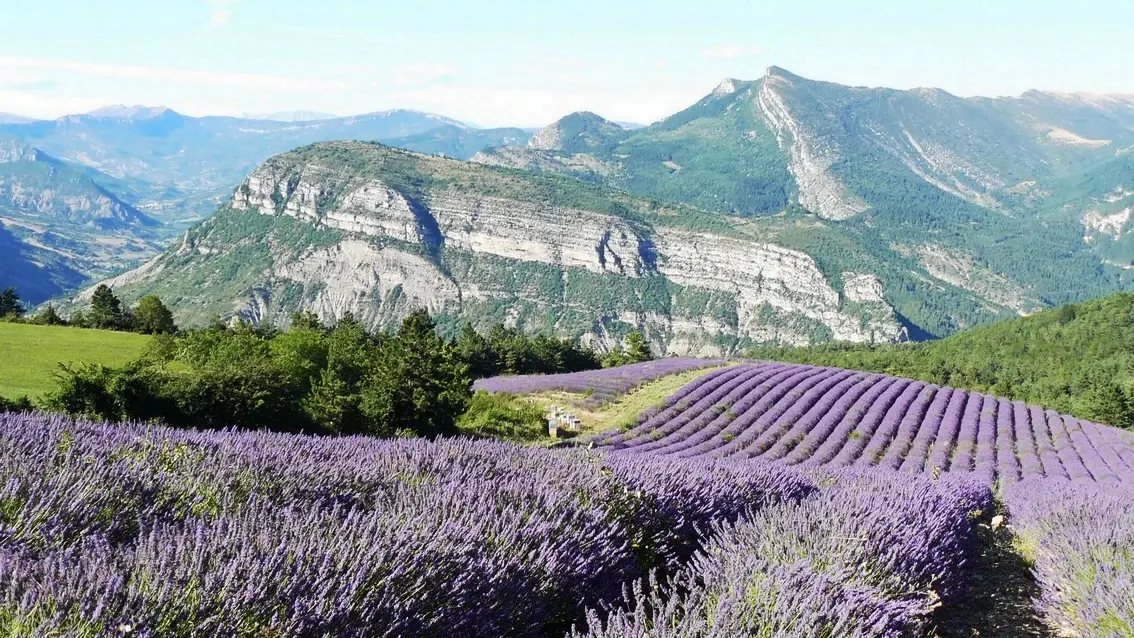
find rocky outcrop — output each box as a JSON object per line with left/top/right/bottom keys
{"left": 756, "top": 69, "right": 869, "bottom": 220}
{"left": 98, "top": 142, "right": 908, "bottom": 355}
{"left": 204, "top": 153, "right": 903, "bottom": 353}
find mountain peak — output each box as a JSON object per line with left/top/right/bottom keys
{"left": 527, "top": 111, "right": 622, "bottom": 151}
{"left": 764, "top": 65, "right": 799, "bottom": 80}
{"left": 84, "top": 105, "right": 174, "bottom": 119}
{"left": 0, "top": 140, "right": 54, "bottom": 163}
{"left": 0, "top": 112, "right": 38, "bottom": 124}
{"left": 712, "top": 78, "right": 743, "bottom": 96}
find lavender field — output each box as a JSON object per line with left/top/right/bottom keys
{"left": 595, "top": 361, "right": 1134, "bottom": 636}
{"left": 1, "top": 361, "right": 1132, "bottom": 636}
{"left": 471, "top": 357, "right": 724, "bottom": 408}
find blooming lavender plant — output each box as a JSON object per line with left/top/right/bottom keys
{"left": 0, "top": 412, "right": 808, "bottom": 636}
{"left": 599, "top": 362, "right": 1134, "bottom": 486}
{"left": 1006, "top": 480, "right": 1134, "bottom": 637}
{"left": 472, "top": 357, "right": 724, "bottom": 409}
{"left": 574, "top": 470, "right": 992, "bottom": 638}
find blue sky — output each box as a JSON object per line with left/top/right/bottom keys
{"left": 1, "top": 0, "right": 1131, "bottom": 127}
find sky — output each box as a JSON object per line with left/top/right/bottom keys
{"left": 0, "top": 0, "right": 1131, "bottom": 127}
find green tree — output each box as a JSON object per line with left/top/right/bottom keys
{"left": 30, "top": 304, "right": 66, "bottom": 326}
{"left": 88, "top": 285, "right": 125, "bottom": 330}
{"left": 290, "top": 310, "right": 324, "bottom": 331}
{"left": 455, "top": 322, "right": 493, "bottom": 377}
{"left": 0, "top": 287, "right": 23, "bottom": 319}
{"left": 625, "top": 330, "right": 653, "bottom": 363}
{"left": 602, "top": 330, "right": 654, "bottom": 368}
{"left": 133, "top": 295, "right": 178, "bottom": 334}
{"left": 360, "top": 310, "right": 471, "bottom": 437}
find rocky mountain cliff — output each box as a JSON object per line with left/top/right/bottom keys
{"left": 0, "top": 142, "right": 160, "bottom": 303}
{"left": 475, "top": 67, "right": 1134, "bottom": 221}
{"left": 471, "top": 67, "right": 1134, "bottom": 333}
{"left": 86, "top": 142, "right": 915, "bottom": 356}
{"left": 27, "top": 67, "right": 1134, "bottom": 344}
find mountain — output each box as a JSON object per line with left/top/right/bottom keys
{"left": 78, "top": 141, "right": 921, "bottom": 356}
{"left": 381, "top": 125, "right": 532, "bottom": 159}
{"left": 0, "top": 142, "right": 160, "bottom": 303}
{"left": 0, "top": 222, "right": 85, "bottom": 303}
{"left": 0, "top": 108, "right": 474, "bottom": 198}
{"left": 0, "top": 113, "right": 38, "bottom": 124}
{"left": 749, "top": 292, "right": 1134, "bottom": 429}
{"left": 27, "top": 66, "right": 1134, "bottom": 344}
{"left": 242, "top": 110, "right": 339, "bottom": 122}
{"left": 470, "top": 67, "right": 1134, "bottom": 331}
{"left": 0, "top": 107, "right": 521, "bottom": 294}
{"left": 475, "top": 69, "right": 1134, "bottom": 219}
{"left": 85, "top": 105, "right": 172, "bottom": 119}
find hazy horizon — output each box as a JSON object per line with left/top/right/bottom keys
{"left": 2, "top": 0, "right": 1132, "bottom": 127}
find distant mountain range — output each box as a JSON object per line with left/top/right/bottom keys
{"left": 241, "top": 110, "right": 340, "bottom": 122}
{"left": 0, "top": 107, "right": 534, "bottom": 302}
{"left": 9, "top": 66, "right": 1134, "bottom": 353}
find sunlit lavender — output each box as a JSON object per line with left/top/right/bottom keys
{"left": 472, "top": 357, "right": 724, "bottom": 408}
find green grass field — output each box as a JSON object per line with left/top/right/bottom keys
{"left": 0, "top": 323, "right": 150, "bottom": 400}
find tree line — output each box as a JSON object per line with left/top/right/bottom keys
{"left": 1, "top": 285, "right": 177, "bottom": 335}
{"left": 749, "top": 292, "right": 1134, "bottom": 431}
{"left": 1, "top": 284, "right": 655, "bottom": 438}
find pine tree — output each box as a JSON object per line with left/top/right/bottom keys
{"left": 0, "top": 287, "right": 23, "bottom": 319}
{"left": 88, "top": 285, "right": 124, "bottom": 330}
{"left": 32, "top": 304, "right": 66, "bottom": 326}
{"left": 360, "top": 310, "right": 471, "bottom": 437}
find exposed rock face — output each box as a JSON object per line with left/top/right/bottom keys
{"left": 653, "top": 230, "right": 897, "bottom": 343}
{"left": 272, "top": 240, "right": 461, "bottom": 325}
{"left": 105, "top": 143, "right": 904, "bottom": 355}
{"left": 917, "top": 244, "right": 1041, "bottom": 315}
{"left": 756, "top": 69, "right": 870, "bottom": 220}
{"left": 426, "top": 189, "right": 648, "bottom": 276}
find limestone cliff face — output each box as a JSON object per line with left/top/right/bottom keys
{"left": 104, "top": 143, "right": 904, "bottom": 356}
{"left": 756, "top": 70, "right": 869, "bottom": 221}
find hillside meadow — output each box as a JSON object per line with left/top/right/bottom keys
{"left": 0, "top": 322, "right": 150, "bottom": 400}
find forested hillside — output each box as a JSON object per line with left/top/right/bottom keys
{"left": 750, "top": 292, "right": 1134, "bottom": 428}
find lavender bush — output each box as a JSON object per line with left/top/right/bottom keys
{"left": 0, "top": 412, "right": 808, "bottom": 636}
{"left": 472, "top": 357, "right": 724, "bottom": 409}
{"left": 574, "top": 470, "right": 992, "bottom": 638}
{"left": 1005, "top": 479, "right": 1134, "bottom": 637}
{"left": 599, "top": 361, "right": 1134, "bottom": 486}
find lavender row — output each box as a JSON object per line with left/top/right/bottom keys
{"left": 1005, "top": 480, "right": 1134, "bottom": 637}
{"left": 472, "top": 357, "right": 724, "bottom": 408}
{"left": 602, "top": 361, "right": 1134, "bottom": 486}
{"left": 0, "top": 412, "right": 810, "bottom": 637}
{"left": 574, "top": 470, "right": 992, "bottom": 638}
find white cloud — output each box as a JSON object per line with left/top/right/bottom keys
{"left": 700, "top": 44, "right": 763, "bottom": 59}
{"left": 393, "top": 63, "right": 459, "bottom": 87}
{"left": 0, "top": 90, "right": 114, "bottom": 119}
{"left": 205, "top": 0, "right": 234, "bottom": 26}
{"left": 0, "top": 57, "right": 352, "bottom": 93}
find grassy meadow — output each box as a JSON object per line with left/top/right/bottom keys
{"left": 0, "top": 322, "right": 150, "bottom": 400}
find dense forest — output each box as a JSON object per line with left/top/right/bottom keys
{"left": 750, "top": 292, "right": 1134, "bottom": 429}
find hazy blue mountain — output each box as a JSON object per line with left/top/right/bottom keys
{"left": 0, "top": 113, "right": 39, "bottom": 124}
{"left": 0, "top": 142, "right": 161, "bottom": 303}
{"left": 0, "top": 221, "right": 86, "bottom": 304}
{"left": 241, "top": 110, "right": 340, "bottom": 122}
{"left": 381, "top": 125, "right": 532, "bottom": 159}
